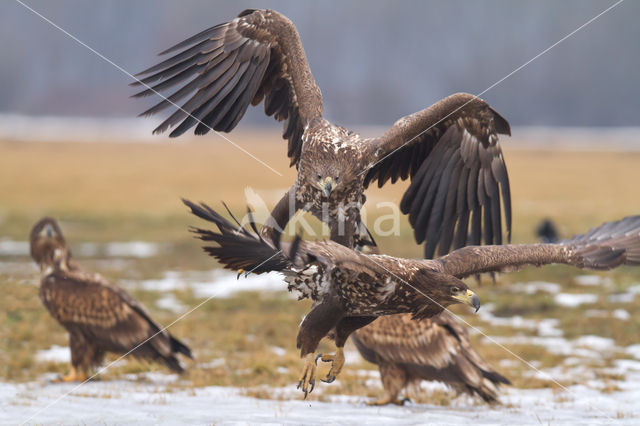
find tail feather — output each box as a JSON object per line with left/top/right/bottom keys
{"left": 565, "top": 215, "right": 640, "bottom": 268}
{"left": 170, "top": 335, "right": 193, "bottom": 359}
{"left": 183, "top": 199, "right": 291, "bottom": 274}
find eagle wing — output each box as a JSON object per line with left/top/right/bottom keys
{"left": 39, "top": 271, "right": 191, "bottom": 369}
{"left": 435, "top": 215, "right": 640, "bottom": 278}
{"left": 352, "top": 313, "right": 464, "bottom": 367}
{"left": 364, "top": 93, "right": 511, "bottom": 258}
{"left": 133, "top": 9, "right": 323, "bottom": 166}
{"left": 352, "top": 312, "right": 509, "bottom": 401}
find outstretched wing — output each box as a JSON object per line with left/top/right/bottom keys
{"left": 364, "top": 93, "right": 511, "bottom": 258}
{"left": 132, "top": 9, "right": 323, "bottom": 166}
{"left": 40, "top": 271, "right": 191, "bottom": 371}
{"left": 352, "top": 312, "right": 509, "bottom": 402}
{"left": 434, "top": 215, "right": 640, "bottom": 278}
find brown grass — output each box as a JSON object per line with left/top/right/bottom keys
{"left": 1, "top": 133, "right": 640, "bottom": 401}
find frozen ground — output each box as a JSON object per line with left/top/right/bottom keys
{"left": 1, "top": 370, "right": 638, "bottom": 425}
{"left": 3, "top": 242, "right": 639, "bottom": 424}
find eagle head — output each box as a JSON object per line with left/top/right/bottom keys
{"left": 29, "top": 217, "right": 69, "bottom": 268}
{"left": 317, "top": 175, "right": 338, "bottom": 198}
{"left": 449, "top": 281, "right": 481, "bottom": 312}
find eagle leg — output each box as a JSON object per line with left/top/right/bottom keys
{"left": 317, "top": 315, "right": 376, "bottom": 383}
{"left": 315, "top": 347, "right": 344, "bottom": 383}
{"left": 52, "top": 366, "right": 89, "bottom": 383}
{"left": 296, "top": 353, "right": 317, "bottom": 399}
{"left": 366, "top": 395, "right": 408, "bottom": 406}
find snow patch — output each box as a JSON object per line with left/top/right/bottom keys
{"left": 626, "top": 344, "right": 640, "bottom": 359}
{"left": 3, "top": 378, "right": 640, "bottom": 424}
{"left": 554, "top": 293, "right": 598, "bottom": 307}
{"left": 135, "top": 269, "right": 288, "bottom": 299}
{"left": 574, "top": 275, "right": 611, "bottom": 287}
{"left": 155, "top": 294, "right": 187, "bottom": 313}
{"left": 0, "top": 239, "right": 29, "bottom": 256}
{"left": 104, "top": 242, "right": 160, "bottom": 258}
{"left": 35, "top": 345, "right": 70, "bottom": 363}
{"left": 511, "top": 281, "right": 561, "bottom": 294}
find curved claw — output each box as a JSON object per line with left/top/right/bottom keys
{"left": 309, "top": 378, "right": 315, "bottom": 394}
{"left": 315, "top": 353, "right": 323, "bottom": 365}
{"left": 321, "top": 375, "right": 336, "bottom": 384}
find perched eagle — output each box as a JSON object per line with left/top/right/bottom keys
{"left": 134, "top": 9, "right": 512, "bottom": 257}
{"left": 30, "top": 217, "right": 193, "bottom": 382}
{"left": 352, "top": 312, "right": 510, "bottom": 405}
{"left": 184, "top": 200, "right": 640, "bottom": 398}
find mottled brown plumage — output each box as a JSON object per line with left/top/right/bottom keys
{"left": 352, "top": 312, "right": 510, "bottom": 405}
{"left": 135, "top": 9, "right": 512, "bottom": 257}
{"left": 30, "top": 218, "right": 192, "bottom": 381}
{"left": 184, "top": 201, "right": 640, "bottom": 397}
{"left": 184, "top": 200, "right": 480, "bottom": 397}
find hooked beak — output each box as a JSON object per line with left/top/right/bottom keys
{"left": 43, "top": 224, "right": 54, "bottom": 239}
{"left": 319, "top": 177, "right": 335, "bottom": 198}
{"left": 452, "top": 289, "right": 481, "bottom": 312}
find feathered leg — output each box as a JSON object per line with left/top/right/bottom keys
{"left": 296, "top": 298, "right": 344, "bottom": 398}
{"left": 318, "top": 316, "right": 376, "bottom": 383}
{"left": 53, "top": 331, "right": 90, "bottom": 382}
{"left": 367, "top": 360, "right": 408, "bottom": 406}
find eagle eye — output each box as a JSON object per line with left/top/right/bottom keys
{"left": 451, "top": 286, "right": 460, "bottom": 294}
{"left": 317, "top": 174, "right": 322, "bottom": 180}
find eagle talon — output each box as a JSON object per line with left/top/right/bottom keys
{"left": 51, "top": 367, "right": 88, "bottom": 383}
{"left": 315, "top": 353, "right": 323, "bottom": 365}
{"left": 321, "top": 375, "right": 335, "bottom": 384}
{"left": 315, "top": 347, "right": 345, "bottom": 384}
{"left": 297, "top": 353, "right": 317, "bottom": 398}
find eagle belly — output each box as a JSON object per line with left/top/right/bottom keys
{"left": 332, "top": 269, "right": 416, "bottom": 317}
{"left": 284, "top": 265, "right": 331, "bottom": 301}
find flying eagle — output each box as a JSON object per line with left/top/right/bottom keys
{"left": 134, "top": 9, "right": 512, "bottom": 258}
{"left": 184, "top": 199, "right": 480, "bottom": 397}
{"left": 352, "top": 311, "right": 510, "bottom": 405}
{"left": 30, "top": 217, "right": 193, "bottom": 382}
{"left": 183, "top": 200, "right": 640, "bottom": 397}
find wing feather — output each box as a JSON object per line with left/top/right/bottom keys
{"left": 435, "top": 215, "right": 640, "bottom": 278}
{"left": 39, "top": 271, "right": 191, "bottom": 370}
{"left": 365, "top": 93, "right": 511, "bottom": 258}
{"left": 352, "top": 312, "right": 509, "bottom": 401}
{"left": 133, "top": 9, "right": 323, "bottom": 166}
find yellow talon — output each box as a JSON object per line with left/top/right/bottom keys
{"left": 296, "top": 353, "right": 317, "bottom": 398}
{"left": 366, "top": 396, "right": 408, "bottom": 406}
{"left": 316, "top": 347, "right": 345, "bottom": 383}
{"left": 51, "top": 366, "right": 88, "bottom": 383}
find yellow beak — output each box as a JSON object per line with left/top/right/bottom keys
{"left": 319, "top": 177, "right": 335, "bottom": 197}
{"left": 452, "top": 289, "right": 481, "bottom": 312}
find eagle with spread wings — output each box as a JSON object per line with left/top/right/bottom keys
{"left": 352, "top": 312, "right": 510, "bottom": 406}
{"left": 30, "top": 218, "right": 193, "bottom": 382}
{"left": 184, "top": 200, "right": 640, "bottom": 398}
{"left": 134, "top": 9, "right": 512, "bottom": 257}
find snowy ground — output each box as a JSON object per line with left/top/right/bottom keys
{"left": 1, "top": 371, "right": 639, "bottom": 425}
{"left": 3, "top": 242, "right": 639, "bottom": 424}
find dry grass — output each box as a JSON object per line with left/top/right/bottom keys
{"left": 1, "top": 132, "right": 640, "bottom": 402}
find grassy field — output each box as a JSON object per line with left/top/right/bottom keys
{"left": 1, "top": 130, "right": 640, "bottom": 404}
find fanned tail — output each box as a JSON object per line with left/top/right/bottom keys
{"left": 183, "top": 199, "right": 291, "bottom": 274}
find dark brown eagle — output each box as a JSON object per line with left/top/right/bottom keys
{"left": 30, "top": 217, "right": 193, "bottom": 382}
{"left": 184, "top": 200, "right": 480, "bottom": 397}
{"left": 184, "top": 200, "right": 640, "bottom": 398}
{"left": 134, "top": 9, "right": 512, "bottom": 257}
{"left": 352, "top": 312, "right": 510, "bottom": 405}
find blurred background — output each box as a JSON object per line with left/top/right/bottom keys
{"left": 1, "top": 1, "right": 640, "bottom": 416}
{"left": 0, "top": 0, "right": 639, "bottom": 125}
